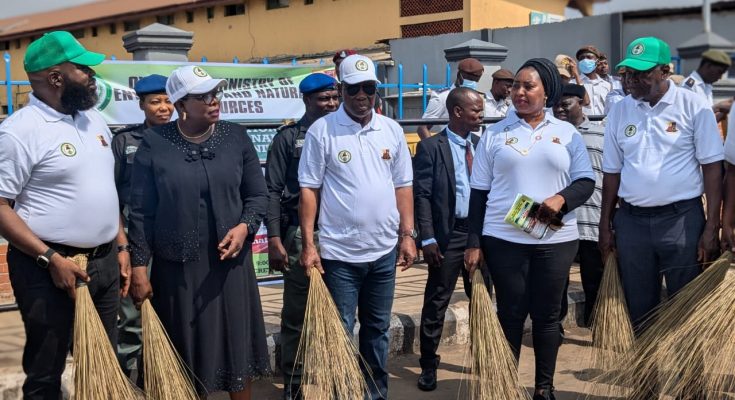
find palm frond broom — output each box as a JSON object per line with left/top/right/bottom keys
{"left": 71, "top": 254, "right": 142, "bottom": 400}
{"left": 466, "top": 268, "right": 530, "bottom": 400}
{"left": 601, "top": 251, "right": 733, "bottom": 399}
{"left": 295, "top": 270, "right": 369, "bottom": 399}
{"left": 141, "top": 299, "right": 199, "bottom": 400}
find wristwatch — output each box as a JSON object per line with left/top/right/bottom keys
{"left": 399, "top": 228, "right": 418, "bottom": 240}
{"left": 117, "top": 244, "right": 132, "bottom": 253}
{"left": 36, "top": 248, "right": 57, "bottom": 269}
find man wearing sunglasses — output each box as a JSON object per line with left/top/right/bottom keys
{"left": 265, "top": 72, "right": 339, "bottom": 400}
{"left": 299, "top": 54, "right": 416, "bottom": 400}
{"left": 599, "top": 37, "right": 723, "bottom": 363}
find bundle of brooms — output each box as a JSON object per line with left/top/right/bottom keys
{"left": 588, "top": 253, "right": 635, "bottom": 372}
{"left": 598, "top": 251, "right": 734, "bottom": 399}
{"left": 295, "top": 270, "right": 369, "bottom": 399}
{"left": 141, "top": 299, "right": 199, "bottom": 400}
{"left": 466, "top": 268, "right": 530, "bottom": 400}
{"left": 70, "top": 254, "right": 141, "bottom": 400}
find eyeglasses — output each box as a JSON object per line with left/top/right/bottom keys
{"left": 184, "top": 89, "right": 224, "bottom": 105}
{"left": 345, "top": 83, "right": 377, "bottom": 96}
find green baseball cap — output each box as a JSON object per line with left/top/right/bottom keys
{"left": 616, "top": 37, "right": 671, "bottom": 72}
{"left": 24, "top": 31, "right": 105, "bottom": 73}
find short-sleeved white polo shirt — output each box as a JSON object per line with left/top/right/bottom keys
{"left": 485, "top": 96, "right": 511, "bottom": 118}
{"left": 470, "top": 111, "right": 594, "bottom": 244}
{"left": 582, "top": 75, "right": 612, "bottom": 117}
{"left": 0, "top": 94, "right": 119, "bottom": 248}
{"left": 602, "top": 82, "right": 724, "bottom": 207}
{"left": 299, "top": 105, "right": 413, "bottom": 262}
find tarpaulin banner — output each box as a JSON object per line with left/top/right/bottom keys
{"left": 93, "top": 60, "right": 332, "bottom": 125}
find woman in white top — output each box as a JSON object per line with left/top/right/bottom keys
{"left": 464, "top": 58, "right": 595, "bottom": 400}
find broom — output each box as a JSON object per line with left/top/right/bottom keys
{"left": 466, "top": 268, "right": 530, "bottom": 400}
{"left": 600, "top": 251, "right": 733, "bottom": 399}
{"left": 141, "top": 299, "right": 199, "bottom": 400}
{"left": 294, "top": 269, "right": 369, "bottom": 399}
{"left": 70, "top": 254, "right": 142, "bottom": 400}
{"left": 588, "top": 253, "right": 634, "bottom": 372}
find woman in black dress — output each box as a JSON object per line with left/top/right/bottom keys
{"left": 128, "top": 65, "right": 270, "bottom": 399}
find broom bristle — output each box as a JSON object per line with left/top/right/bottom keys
{"left": 141, "top": 299, "right": 199, "bottom": 400}
{"left": 588, "top": 254, "right": 634, "bottom": 371}
{"left": 467, "top": 269, "right": 530, "bottom": 400}
{"left": 71, "top": 254, "right": 142, "bottom": 400}
{"left": 295, "top": 270, "right": 369, "bottom": 400}
{"left": 599, "top": 251, "right": 733, "bottom": 399}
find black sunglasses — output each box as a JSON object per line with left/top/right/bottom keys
{"left": 184, "top": 88, "right": 224, "bottom": 105}
{"left": 345, "top": 83, "right": 377, "bottom": 96}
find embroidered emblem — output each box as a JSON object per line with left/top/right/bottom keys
{"left": 624, "top": 125, "right": 637, "bottom": 137}
{"left": 97, "top": 135, "right": 109, "bottom": 147}
{"left": 505, "top": 137, "right": 518, "bottom": 145}
{"left": 686, "top": 78, "right": 695, "bottom": 88}
{"left": 552, "top": 137, "right": 561, "bottom": 144}
{"left": 382, "top": 149, "right": 391, "bottom": 160}
{"left": 192, "top": 66, "right": 208, "bottom": 77}
{"left": 124, "top": 145, "right": 138, "bottom": 155}
{"left": 337, "top": 150, "right": 352, "bottom": 163}
{"left": 60, "top": 143, "right": 77, "bottom": 157}
{"left": 355, "top": 60, "right": 369, "bottom": 71}
{"left": 295, "top": 139, "right": 305, "bottom": 148}
{"left": 666, "top": 121, "right": 678, "bottom": 133}
{"left": 631, "top": 44, "right": 645, "bottom": 55}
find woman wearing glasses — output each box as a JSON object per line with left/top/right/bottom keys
{"left": 127, "top": 66, "right": 270, "bottom": 399}
{"left": 464, "top": 58, "right": 595, "bottom": 400}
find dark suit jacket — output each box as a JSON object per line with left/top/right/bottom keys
{"left": 413, "top": 129, "right": 480, "bottom": 253}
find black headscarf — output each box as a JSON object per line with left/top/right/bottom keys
{"left": 518, "top": 58, "right": 563, "bottom": 107}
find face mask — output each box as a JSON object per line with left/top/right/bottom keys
{"left": 579, "top": 59, "right": 597, "bottom": 75}
{"left": 460, "top": 79, "right": 478, "bottom": 90}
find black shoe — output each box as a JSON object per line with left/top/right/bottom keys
{"left": 533, "top": 387, "right": 556, "bottom": 400}
{"left": 417, "top": 368, "right": 437, "bottom": 391}
{"left": 283, "top": 384, "right": 303, "bottom": 400}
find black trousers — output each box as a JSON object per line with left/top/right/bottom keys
{"left": 8, "top": 243, "right": 120, "bottom": 400}
{"left": 418, "top": 226, "right": 491, "bottom": 369}
{"left": 578, "top": 240, "right": 604, "bottom": 326}
{"left": 482, "top": 236, "right": 578, "bottom": 389}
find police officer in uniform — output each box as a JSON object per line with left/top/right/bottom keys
{"left": 265, "top": 73, "right": 338, "bottom": 400}
{"left": 0, "top": 31, "right": 128, "bottom": 400}
{"left": 681, "top": 49, "right": 731, "bottom": 106}
{"left": 111, "top": 74, "right": 173, "bottom": 380}
{"left": 485, "top": 68, "right": 514, "bottom": 118}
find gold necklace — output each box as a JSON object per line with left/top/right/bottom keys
{"left": 177, "top": 120, "right": 214, "bottom": 139}
{"left": 505, "top": 120, "right": 550, "bottom": 156}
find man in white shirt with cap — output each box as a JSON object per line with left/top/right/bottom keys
{"left": 299, "top": 54, "right": 416, "bottom": 400}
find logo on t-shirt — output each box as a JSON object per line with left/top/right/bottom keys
{"left": 337, "top": 150, "right": 352, "bottom": 163}
{"left": 382, "top": 149, "right": 391, "bottom": 160}
{"left": 666, "top": 122, "right": 678, "bottom": 133}
{"left": 624, "top": 125, "right": 637, "bottom": 137}
{"left": 60, "top": 143, "right": 77, "bottom": 157}
{"left": 552, "top": 137, "right": 561, "bottom": 144}
{"left": 97, "top": 135, "right": 109, "bottom": 147}
{"left": 505, "top": 137, "right": 518, "bottom": 145}
{"left": 686, "top": 78, "right": 695, "bottom": 88}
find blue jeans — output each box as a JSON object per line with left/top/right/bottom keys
{"left": 322, "top": 248, "right": 397, "bottom": 400}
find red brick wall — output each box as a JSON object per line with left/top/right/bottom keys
{"left": 0, "top": 242, "right": 14, "bottom": 303}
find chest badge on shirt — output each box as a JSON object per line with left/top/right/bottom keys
{"left": 295, "top": 139, "right": 305, "bottom": 148}
{"left": 624, "top": 125, "right": 637, "bottom": 137}
{"left": 125, "top": 145, "right": 138, "bottom": 155}
{"left": 666, "top": 121, "right": 678, "bottom": 133}
{"left": 382, "top": 149, "right": 391, "bottom": 160}
{"left": 337, "top": 150, "right": 352, "bottom": 163}
{"left": 505, "top": 137, "right": 518, "bottom": 145}
{"left": 96, "top": 135, "right": 109, "bottom": 147}
{"left": 552, "top": 137, "right": 561, "bottom": 144}
{"left": 60, "top": 143, "right": 77, "bottom": 157}
{"left": 686, "top": 78, "right": 695, "bottom": 88}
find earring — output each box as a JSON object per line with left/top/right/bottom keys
{"left": 182, "top": 111, "right": 187, "bottom": 121}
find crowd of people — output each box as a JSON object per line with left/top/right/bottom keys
{"left": 0, "top": 28, "right": 734, "bottom": 400}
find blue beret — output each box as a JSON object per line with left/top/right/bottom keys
{"left": 299, "top": 73, "right": 337, "bottom": 95}
{"left": 134, "top": 74, "right": 168, "bottom": 96}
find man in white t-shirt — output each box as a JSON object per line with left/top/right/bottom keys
{"left": 576, "top": 45, "right": 612, "bottom": 117}
{"left": 298, "top": 55, "right": 416, "bottom": 400}
{"left": 599, "top": 37, "right": 723, "bottom": 336}
{"left": 0, "top": 31, "right": 128, "bottom": 399}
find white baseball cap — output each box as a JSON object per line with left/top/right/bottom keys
{"left": 339, "top": 54, "right": 380, "bottom": 84}
{"left": 166, "top": 65, "right": 227, "bottom": 104}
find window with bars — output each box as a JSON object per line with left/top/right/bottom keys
{"left": 400, "top": 0, "right": 462, "bottom": 17}
{"left": 110, "top": 23, "right": 117, "bottom": 34}
{"left": 186, "top": 11, "right": 194, "bottom": 22}
{"left": 157, "top": 14, "right": 175, "bottom": 25}
{"left": 70, "top": 29, "right": 85, "bottom": 38}
{"left": 124, "top": 20, "right": 140, "bottom": 31}
{"left": 401, "top": 18, "right": 463, "bottom": 38}
{"left": 225, "top": 4, "right": 245, "bottom": 16}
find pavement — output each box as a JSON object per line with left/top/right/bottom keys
{"left": 0, "top": 263, "right": 590, "bottom": 399}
